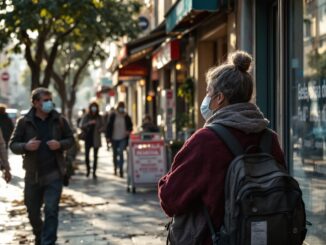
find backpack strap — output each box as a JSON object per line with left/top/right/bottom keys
{"left": 203, "top": 206, "right": 220, "bottom": 245}
{"left": 259, "top": 128, "right": 273, "bottom": 154}
{"left": 206, "top": 123, "right": 244, "bottom": 156}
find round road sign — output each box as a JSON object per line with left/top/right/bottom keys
{"left": 1, "top": 71, "right": 9, "bottom": 81}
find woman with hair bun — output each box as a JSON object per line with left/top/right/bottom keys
{"left": 158, "top": 51, "right": 286, "bottom": 244}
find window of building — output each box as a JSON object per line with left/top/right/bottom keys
{"left": 290, "top": 0, "right": 326, "bottom": 244}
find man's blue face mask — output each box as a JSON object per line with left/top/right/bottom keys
{"left": 200, "top": 95, "right": 213, "bottom": 121}
{"left": 42, "top": 100, "right": 54, "bottom": 113}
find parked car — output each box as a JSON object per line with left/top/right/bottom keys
{"left": 20, "top": 109, "right": 29, "bottom": 116}
{"left": 5, "top": 108, "right": 19, "bottom": 124}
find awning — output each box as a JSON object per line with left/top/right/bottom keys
{"left": 122, "top": 22, "right": 167, "bottom": 61}
{"left": 115, "top": 22, "right": 167, "bottom": 80}
{"left": 166, "top": 0, "right": 220, "bottom": 33}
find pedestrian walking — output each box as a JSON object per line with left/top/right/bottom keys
{"left": 158, "top": 51, "right": 286, "bottom": 244}
{"left": 80, "top": 101, "right": 104, "bottom": 179}
{"left": 141, "top": 114, "right": 159, "bottom": 133}
{"left": 0, "top": 128, "right": 11, "bottom": 183}
{"left": 0, "top": 103, "right": 14, "bottom": 148}
{"left": 76, "top": 108, "right": 86, "bottom": 128}
{"left": 9, "top": 87, "right": 74, "bottom": 245}
{"left": 106, "top": 101, "right": 132, "bottom": 177}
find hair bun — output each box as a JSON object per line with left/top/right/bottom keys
{"left": 229, "top": 51, "right": 252, "bottom": 72}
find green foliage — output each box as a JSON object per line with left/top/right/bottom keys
{"left": 177, "top": 77, "right": 194, "bottom": 104}
{"left": 0, "top": 0, "right": 142, "bottom": 88}
{"left": 176, "top": 77, "right": 195, "bottom": 129}
{"left": 308, "top": 49, "right": 326, "bottom": 78}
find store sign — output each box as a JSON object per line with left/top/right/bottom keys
{"left": 152, "top": 40, "right": 180, "bottom": 70}
{"left": 166, "top": 0, "right": 219, "bottom": 32}
{"left": 100, "top": 77, "right": 112, "bottom": 86}
{"left": 130, "top": 140, "right": 166, "bottom": 184}
{"left": 119, "top": 62, "right": 148, "bottom": 77}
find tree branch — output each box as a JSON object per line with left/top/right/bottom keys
{"left": 21, "top": 30, "right": 35, "bottom": 68}
{"left": 42, "top": 22, "right": 79, "bottom": 87}
{"left": 35, "top": 27, "right": 51, "bottom": 66}
{"left": 72, "top": 44, "right": 96, "bottom": 89}
{"left": 42, "top": 39, "right": 60, "bottom": 87}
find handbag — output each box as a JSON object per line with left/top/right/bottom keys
{"left": 166, "top": 207, "right": 207, "bottom": 245}
{"left": 77, "top": 130, "right": 86, "bottom": 141}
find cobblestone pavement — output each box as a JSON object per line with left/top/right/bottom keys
{"left": 0, "top": 147, "right": 169, "bottom": 245}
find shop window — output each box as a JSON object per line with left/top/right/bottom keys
{"left": 290, "top": 1, "right": 326, "bottom": 244}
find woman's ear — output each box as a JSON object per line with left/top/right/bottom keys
{"left": 216, "top": 92, "right": 225, "bottom": 105}
{"left": 210, "top": 92, "right": 228, "bottom": 111}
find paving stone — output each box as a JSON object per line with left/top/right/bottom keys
{"left": 1, "top": 148, "right": 168, "bottom": 244}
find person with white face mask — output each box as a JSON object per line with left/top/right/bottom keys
{"left": 80, "top": 101, "right": 104, "bottom": 179}
{"left": 10, "top": 87, "right": 74, "bottom": 245}
{"left": 106, "top": 101, "right": 133, "bottom": 178}
{"left": 158, "top": 51, "right": 286, "bottom": 245}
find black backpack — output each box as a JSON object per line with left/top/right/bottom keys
{"left": 206, "top": 124, "right": 307, "bottom": 245}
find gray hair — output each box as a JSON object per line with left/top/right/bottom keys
{"left": 31, "top": 87, "right": 52, "bottom": 102}
{"left": 206, "top": 51, "right": 253, "bottom": 104}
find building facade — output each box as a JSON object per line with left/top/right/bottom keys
{"left": 111, "top": 1, "right": 325, "bottom": 243}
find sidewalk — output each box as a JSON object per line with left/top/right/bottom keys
{"left": 0, "top": 146, "right": 169, "bottom": 245}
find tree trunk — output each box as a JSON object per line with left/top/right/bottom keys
{"left": 30, "top": 66, "right": 41, "bottom": 91}
{"left": 67, "top": 90, "right": 76, "bottom": 126}
{"left": 51, "top": 71, "right": 67, "bottom": 116}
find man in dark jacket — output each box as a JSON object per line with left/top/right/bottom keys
{"left": 0, "top": 104, "right": 14, "bottom": 148}
{"left": 106, "top": 101, "right": 132, "bottom": 177}
{"left": 10, "top": 87, "right": 74, "bottom": 245}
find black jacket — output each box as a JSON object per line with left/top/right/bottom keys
{"left": 106, "top": 112, "right": 133, "bottom": 141}
{"left": 0, "top": 113, "right": 14, "bottom": 146}
{"left": 9, "top": 108, "right": 74, "bottom": 180}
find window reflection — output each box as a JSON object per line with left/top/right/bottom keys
{"left": 292, "top": 0, "right": 326, "bottom": 244}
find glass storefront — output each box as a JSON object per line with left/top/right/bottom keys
{"left": 291, "top": 0, "right": 326, "bottom": 244}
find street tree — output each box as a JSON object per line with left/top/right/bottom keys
{"left": 0, "top": 0, "right": 141, "bottom": 91}
{"left": 49, "top": 41, "right": 98, "bottom": 122}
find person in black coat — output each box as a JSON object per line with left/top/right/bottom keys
{"left": 0, "top": 104, "right": 14, "bottom": 148}
{"left": 106, "top": 101, "right": 132, "bottom": 177}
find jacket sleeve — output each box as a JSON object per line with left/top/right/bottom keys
{"left": 271, "top": 131, "right": 286, "bottom": 168}
{"left": 9, "top": 117, "right": 28, "bottom": 155}
{"left": 126, "top": 115, "right": 133, "bottom": 132}
{"left": 98, "top": 115, "right": 105, "bottom": 133}
{"left": 106, "top": 114, "right": 115, "bottom": 140}
{"left": 0, "top": 129, "right": 9, "bottom": 170}
{"left": 9, "top": 118, "right": 14, "bottom": 135}
{"left": 80, "top": 115, "right": 89, "bottom": 130}
{"left": 158, "top": 132, "right": 207, "bottom": 217}
{"left": 59, "top": 117, "right": 75, "bottom": 151}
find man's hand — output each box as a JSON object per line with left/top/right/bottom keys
{"left": 24, "top": 137, "right": 41, "bottom": 151}
{"left": 47, "top": 140, "right": 61, "bottom": 150}
{"left": 88, "top": 120, "right": 96, "bottom": 125}
{"left": 3, "top": 169, "right": 11, "bottom": 183}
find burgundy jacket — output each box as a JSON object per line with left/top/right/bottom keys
{"left": 158, "top": 127, "right": 285, "bottom": 245}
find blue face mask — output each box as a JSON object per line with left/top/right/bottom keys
{"left": 91, "top": 106, "right": 98, "bottom": 113}
{"left": 42, "top": 100, "right": 54, "bottom": 113}
{"left": 200, "top": 96, "right": 213, "bottom": 120}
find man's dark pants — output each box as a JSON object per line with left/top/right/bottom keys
{"left": 24, "top": 178, "right": 63, "bottom": 245}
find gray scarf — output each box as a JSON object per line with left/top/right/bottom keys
{"left": 205, "top": 103, "right": 269, "bottom": 134}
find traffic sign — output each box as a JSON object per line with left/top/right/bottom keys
{"left": 138, "top": 16, "right": 149, "bottom": 31}
{"left": 1, "top": 71, "right": 9, "bottom": 81}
